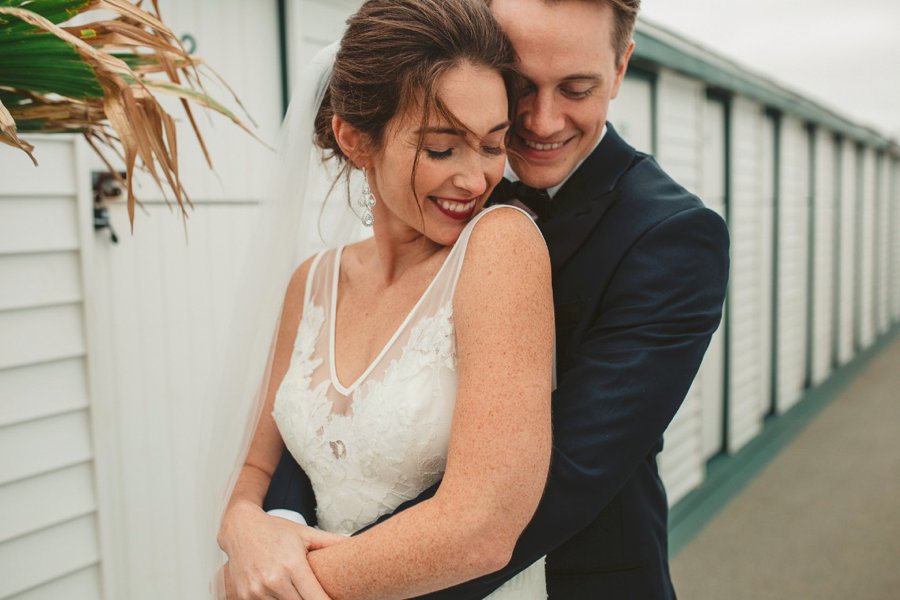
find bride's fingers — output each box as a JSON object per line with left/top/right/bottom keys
{"left": 290, "top": 559, "right": 333, "bottom": 600}
{"left": 300, "top": 527, "right": 347, "bottom": 550}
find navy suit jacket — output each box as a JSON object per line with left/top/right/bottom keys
{"left": 264, "top": 124, "right": 730, "bottom": 599}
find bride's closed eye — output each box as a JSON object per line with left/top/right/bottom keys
{"left": 426, "top": 148, "right": 454, "bottom": 160}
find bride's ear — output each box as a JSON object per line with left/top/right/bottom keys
{"left": 332, "top": 115, "right": 372, "bottom": 168}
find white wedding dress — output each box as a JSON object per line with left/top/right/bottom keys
{"left": 272, "top": 204, "right": 546, "bottom": 599}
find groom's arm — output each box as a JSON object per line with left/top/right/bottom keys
{"left": 263, "top": 448, "right": 318, "bottom": 526}
{"left": 367, "top": 206, "right": 730, "bottom": 599}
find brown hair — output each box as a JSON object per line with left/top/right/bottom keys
{"left": 314, "top": 0, "right": 519, "bottom": 165}
{"left": 487, "top": 0, "right": 640, "bottom": 65}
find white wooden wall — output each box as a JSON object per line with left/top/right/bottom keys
{"left": 858, "top": 148, "right": 877, "bottom": 348}
{"left": 810, "top": 130, "right": 836, "bottom": 386}
{"left": 774, "top": 117, "right": 810, "bottom": 413}
{"left": 727, "top": 97, "right": 766, "bottom": 451}
{"left": 0, "top": 138, "right": 104, "bottom": 599}
{"left": 836, "top": 140, "right": 857, "bottom": 364}
{"left": 655, "top": 70, "right": 706, "bottom": 504}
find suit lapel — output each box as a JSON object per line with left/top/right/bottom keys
{"left": 540, "top": 124, "right": 637, "bottom": 274}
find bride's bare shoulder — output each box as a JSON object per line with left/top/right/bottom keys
{"left": 462, "top": 206, "right": 549, "bottom": 279}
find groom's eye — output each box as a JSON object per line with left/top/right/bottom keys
{"left": 561, "top": 86, "right": 597, "bottom": 99}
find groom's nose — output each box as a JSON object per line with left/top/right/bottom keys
{"left": 520, "top": 90, "right": 565, "bottom": 138}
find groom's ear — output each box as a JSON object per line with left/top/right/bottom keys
{"left": 610, "top": 39, "right": 636, "bottom": 100}
{"left": 333, "top": 115, "right": 373, "bottom": 168}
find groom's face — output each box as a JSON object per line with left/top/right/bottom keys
{"left": 492, "top": 0, "right": 633, "bottom": 190}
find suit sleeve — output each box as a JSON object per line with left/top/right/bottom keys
{"left": 409, "top": 205, "right": 730, "bottom": 598}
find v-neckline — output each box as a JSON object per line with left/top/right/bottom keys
{"left": 328, "top": 244, "right": 453, "bottom": 396}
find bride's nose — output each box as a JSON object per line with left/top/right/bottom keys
{"left": 451, "top": 152, "right": 489, "bottom": 197}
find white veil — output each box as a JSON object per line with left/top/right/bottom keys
{"left": 195, "top": 41, "right": 369, "bottom": 596}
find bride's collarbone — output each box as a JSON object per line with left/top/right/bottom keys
{"left": 332, "top": 249, "right": 447, "bottom": 382}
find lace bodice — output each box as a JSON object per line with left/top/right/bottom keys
{"left": 272, "top": 205, "right": 546, "bottom": 598}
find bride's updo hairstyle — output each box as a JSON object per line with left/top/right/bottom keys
{"left": 314, "top": 0, "right": 518, "bottom": 174}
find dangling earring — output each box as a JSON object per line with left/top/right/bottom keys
{"left": 359, "top": 167, "right": 376, "bottom": 227}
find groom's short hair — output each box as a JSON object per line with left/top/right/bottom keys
{"left": 487, "top": 0, "right": 641, "bottom": 65}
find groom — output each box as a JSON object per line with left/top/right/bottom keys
{"left": 261, "top": 0, "right": 728, "bottom": 598}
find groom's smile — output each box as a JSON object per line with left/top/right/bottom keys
{"left": 491, "top": 0, "right": 634, "bottom": 190}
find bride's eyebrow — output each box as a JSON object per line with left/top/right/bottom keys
{"left": 416, "top": 121, "right": 511, "bottom": 136}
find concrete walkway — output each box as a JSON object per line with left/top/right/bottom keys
{"left": 671, "top": 336, "right": 900, "bottom": 600}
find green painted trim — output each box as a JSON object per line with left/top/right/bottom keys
{"left": 669, "top": 324, "right": 900, "bottom": 557}
{"left": 854, "top": 145, "right": 865, "bottom": 350}
{"left": 708, "top": 91, "right": 733, "bottom": 453}
{"left": 277, "top": 0, "right": 289, "bottom": 117}
{"left": 874, "top": 153, "right": 884, "bottom": 330}
{"left": 633, "top": 22, "right": 898, "bottom": 154}
{"left": 831, "top": 136, "right": 844, "bottom": 367}
{"left": 804, "top": 126, "right": 817, "bottom": 387}
{"left": 768, "top": 111, "right": 782, "bottom": 417}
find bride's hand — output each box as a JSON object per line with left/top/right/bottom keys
{"left": 219, "top": 501, "right": 346, "bottom": 600}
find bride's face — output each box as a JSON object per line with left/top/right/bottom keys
{"left": 367, "top": 62, "right": 510, "bottom": 247}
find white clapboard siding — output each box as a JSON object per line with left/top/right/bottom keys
{"left": 0, "top": 138, "right": 76, "bottom": 197}
{"left": 758, "top": 114, "right": 777, "bottom": 417}
{"left": 0, "top": 305, "right": 85, "bottom": 370}
{"left": 0, "top": 412, "right": 93, "bottom": 487}
{"left": 0, "top": 358, "right": 90, "bottom": 429}
{"left": 0, "top": 252, "right": 82, "bottom": 311}
{"left": 0, "top": 515, "right": 100, "bottom": 599}
{"left": 857, "top": 148, "right": 877, "bottom": 348}
{"left": 119, "top": 0, "right": 283, "bottom": 203}
{"left": 0, "top": 198, "right": 79, "bottom": 255}
{"left": 727, "top": 97, "right": 765, "bottom": 452}
{"left": 837, "top": 140, "right": 857, "bottom": 363}
{"left": 655, "top": 70, "right": 706, "bottom": 500}
{"left": 774, "top": 116, "right": 809, "bottom": 413}
{"left": 0, "top": 136, "right": 102, "bottom": 600}
{"left": 609, "top": 75, "right": 654, "bottom": 153}
{"left": 875, "top": 153, "right": 891, "bottom": 334}
{"left": 699, "top": 97, "right": 727, "bottom": 459}
{"left": 8, "top": 567, "right": 102, "bottom": 600}
{"left": 810, "top": 130, "right": 836, "bottom": 385}
{"left": 0, "top": 463, "right": 96, "bottom": 543}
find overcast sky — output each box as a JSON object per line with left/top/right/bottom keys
{"left": 639, "top": 0, "right": 900, "bottom": 140}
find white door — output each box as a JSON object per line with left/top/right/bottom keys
{"left": 810, "top": 130, "right": 836, "bottom": 386}
{"left": 726, "top": 97, "right": 765, "bottom": 452}
{"left": 774, "top": 116, "right": 810, "bottom": 414}
{"left": 609, "top": 74, "right": 654, "bottom": 153}
{"left": 86, "top": 1, "right": 283, "bottom": 598}
{"left": 857, "top": 148, "right": 877, "bottom": 348}
{"left": 837, "top": 140, "right": 857, "bottom": 364}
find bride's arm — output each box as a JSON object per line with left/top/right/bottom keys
{"left": 218, "top": 256, "right": 344, "bottom": 600}
{"left": 307, "top": 208, "right": 554, "bottom": 599}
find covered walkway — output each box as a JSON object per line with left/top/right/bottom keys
{"left": 672, "top": 332, "right": 900, "bottom": 599}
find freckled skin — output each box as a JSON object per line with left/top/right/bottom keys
{"left": 221, "top": 62, "right": 554, "bottom": 600}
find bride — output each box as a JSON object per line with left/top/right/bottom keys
{"left": 214, "top": 0, "right": 554, "bottom": 598}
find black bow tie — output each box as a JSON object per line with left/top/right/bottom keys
{"left": 491, "top": 178, "right": 553, "bottom": 221}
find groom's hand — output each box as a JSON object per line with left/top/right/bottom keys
{"left": 220, "top": 501, "right": 345, "bottom": 600}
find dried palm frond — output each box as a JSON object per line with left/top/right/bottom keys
{"left": 0, "top": 0, "right": 259, "bottom": 228}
